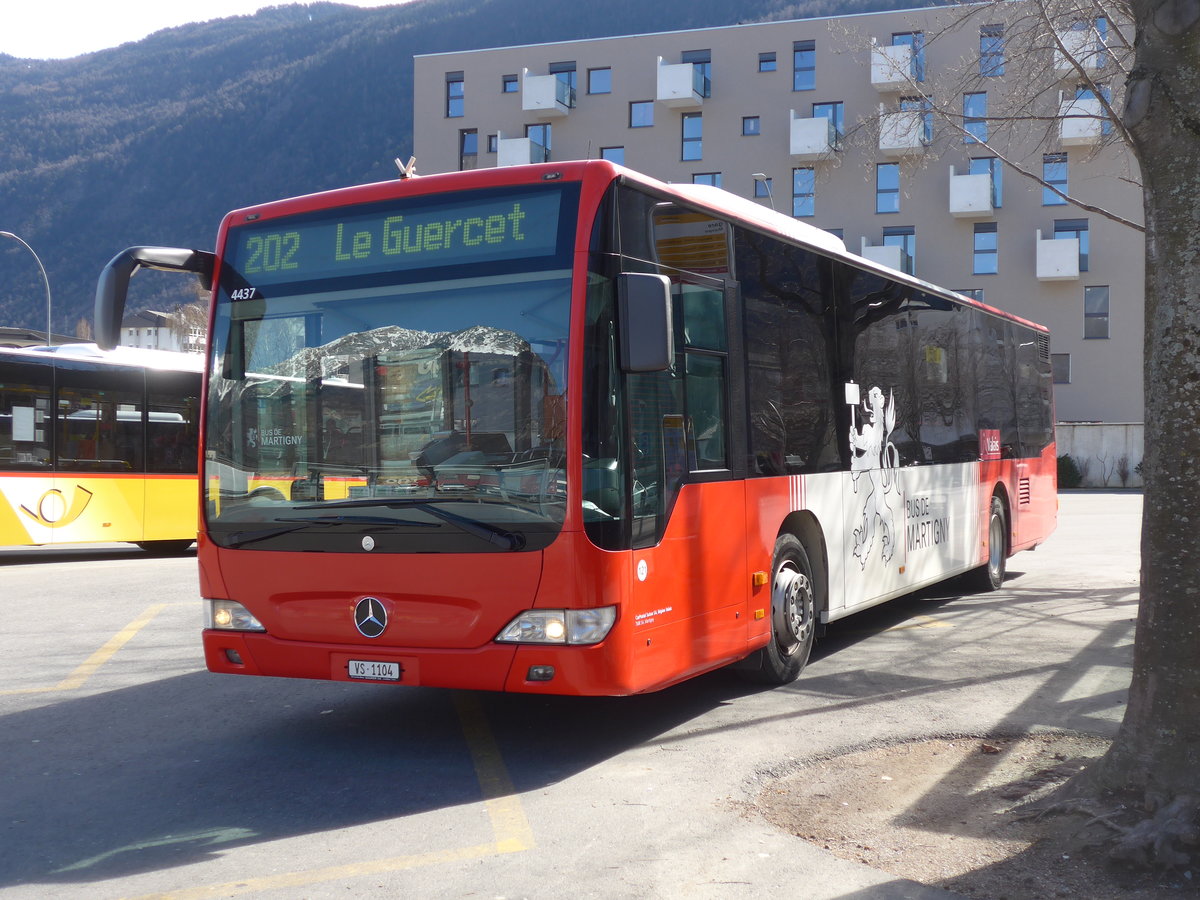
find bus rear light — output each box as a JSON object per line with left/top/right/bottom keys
{"left": 496, "top": 607, "right": 616, "bottom": 645}
{"left": 205, "top": 598, "right": 266, "bottom": 632}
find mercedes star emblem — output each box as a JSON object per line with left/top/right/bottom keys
{"left": 354, "top": 596, "right": 387, "bottom": 638}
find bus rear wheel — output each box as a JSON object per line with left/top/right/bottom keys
{"left": 740, "top": 534, "right": 816, "bottom": 685}
{"left": 969, "top": 495, "right": 1007, "bottom": 592}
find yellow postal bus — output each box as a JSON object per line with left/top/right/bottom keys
{"left": 0, "top": 343, "right": 201, "bottom": 551}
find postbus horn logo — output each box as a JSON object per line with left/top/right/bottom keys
{"left": 19, "top": 485, "right": 95, "bottom": 528}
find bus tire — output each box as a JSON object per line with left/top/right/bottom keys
{"left": 739, "top": 533, "right": 817, "bottom": 685}
{"left": 969, "top": 495, "right": 1007, "bottom": 592}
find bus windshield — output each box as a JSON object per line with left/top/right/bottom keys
{"left": 205, "top": 183, "right": 577, "bottom": 552}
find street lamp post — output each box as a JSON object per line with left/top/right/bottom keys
{"left": 751, "top": 173, "right": 775, "bottom": 211}
{"left": 0, "top": 231, "right": 53, "bottom": 346}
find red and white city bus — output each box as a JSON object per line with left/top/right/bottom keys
{"left": 95, "top": 161, "right": 1055, "bottom": 695}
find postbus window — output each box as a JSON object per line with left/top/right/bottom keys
{"left": 54, "top": 381, "right": 144, "bottom": 473}
{"left": 0, "top": 363, "right": 51, "bottom": 470}
{"left": 148, "top": 371, "right": 200, "bottom": 473}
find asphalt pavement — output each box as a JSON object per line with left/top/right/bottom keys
{"left": 0, "top": 491, "right": 1141, "bottom": 899}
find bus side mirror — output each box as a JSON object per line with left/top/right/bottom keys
{"left": 95, "top": 246, "right": 215, "bottom": 350}
{"left": 617, "top": 273, "right": 674, "bottom": 373}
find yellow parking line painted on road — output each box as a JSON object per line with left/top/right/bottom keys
{"left": 453, "top": 690, "right": 536, "bottom": 852}
{"left": 123, "top": 692, "right": 534, "bottom": 899}
{"left": 0, "top": 603, "right": 168, "bottom": 695}
{"left": 884, "top": 615, "right": 953, "bottom": 632}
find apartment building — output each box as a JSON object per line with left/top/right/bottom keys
{"left": 413, "top": 2, "right": 1144, "bottom": 425}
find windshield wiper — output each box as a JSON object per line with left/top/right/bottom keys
{"left": 296, "top": 498, "right": 526, "bottom": 551}
{"left": 221, "top": 514, "right": 437, "bottom": 548}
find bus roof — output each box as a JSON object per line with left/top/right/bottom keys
{"left": 0, "top": 343, "right": 204, "bottom": 373}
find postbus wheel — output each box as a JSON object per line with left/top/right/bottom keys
{"left": 969, "top": 495, "right": 1007, "bottom": 592}
{"left": 739, "top": 533, "right": 816, "bottom": 685}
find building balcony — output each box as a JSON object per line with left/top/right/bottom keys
{"left": 879, "top": 109, "right": 927, "bottom": 156}
{"left": 871, "top": 43, "right": 914, "bottom": 91}
{"left": 521, "top": 70, "right": 572, "bottom": 117}
{"left": 790, "top": 112, "right": 838, "bottom": 160}
{"left": 656, "top": 57, "right": 704, "bottom": 108}
{"left": 1059, "top": 95, "right": 1103, "bottom": 146}
{"left": 860, "top": 238, "right": 906, "bottom": 272}
{"left": 948, "top": 167, "right": 993, "bottom": 218}
{"left": 496, "top": 136, "right": 548, "bottom": 167}
{"left": 1054, "top": 28, "right": 1105, "bottom": 77}
{"left": 1036, "top": 229, "right": 1080, "bottom": 280}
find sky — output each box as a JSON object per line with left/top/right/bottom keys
{"left": 2, "top": 1, "right": 407, "bottom": 60}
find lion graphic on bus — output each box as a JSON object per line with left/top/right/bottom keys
{"left": 847, "top": 383, "right": 900, "bottom": 568}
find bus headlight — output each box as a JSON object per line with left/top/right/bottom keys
{"left": 204, "top": 598, "right": 266, "bottom": 632}
{"left": 496, "top": 607, "right": 616, "bottom": 645}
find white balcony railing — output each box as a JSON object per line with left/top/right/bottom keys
{"left": 1059, "top": 95, "right": 1103, "bottom": 146}
{"left": 656, "top": 57, "right": 704, "bottom": 108}
{"left": 860, "top": 238, "right": 906, "bottom": 272}
{"left": 1036, "top": 229, "right": 1081, "bottom": 280}
{"left": 879, "top": 108, "right": 927, "bottom": 156}
{"left": 871, "top": 43, "right": 914, "bottom": 91}
{"left": 496, "top": 136, "right": 547, "bottom": 167}
{"left": 949, "top": 167, "right": 994, "bottom": 218}
{"left": 1054, "top": 28, "right": 1105, "bottom": 77}
{"left": 521, "top": 70, "right": 571, "bottom": 117}
{"left": 790, "top": 111, "right": 838, "bottom": 160}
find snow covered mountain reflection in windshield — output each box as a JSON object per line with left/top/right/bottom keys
{"left": 205, "top": 269, "right": 570, "bottom": 552}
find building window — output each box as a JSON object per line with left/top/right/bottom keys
{"left": 980, "top": 24, "right": 1005, "bottom": 76}
{"left": 876, "top": 162, "right": 900, "bottom": 213}
{"left": 692, "top": 172, "right": 722, "bottom": 187}
{"left": 682, "top": 112, "right": 702, "bottom": 160}
{"left": 793, "top": 40, "right": 815, "bottom": 91}
{"left": 1055, "top": 218, "right": 1089, "bottom": 271}
{"left": 600, "top": 146, "right": 625, "bottom": 165}
{"left": 1077, "top": 84, "right": 1114, "bottom": 135}
{"left": 1084, "top": 285, "right": 1110, "bottom": 338}
{"left": 957, "top": 288, "right": 985, "bottom": 302}
{"left": 824, "top": 227, "right": 844, "bottom": 240}
{"left": 446, "top": 71, "right": 464, "bottom": 118}
{"left": 964, "top": 92, "right": 987, "bottom": 143}
{"left": 792, "top": 167, "right": 815, "bottom": 217}
{"left": 1043, "top": 153, "right": 1068, "bottom": 205}
{"left": 883, "top": 226, "right": 916, "bottom": 275}
{"left": 901, "top": 95, "right": 933, "bottom": 143}
{"left": 487, "top": 134, "right": 498, "bottom": 153}
{"left": 630, "top": 100, "right": 654, "bottom": 128}
{"left": 753, "top": 176, "right": 773, "bottom": 199}
{"left": 682, "top": 50, "right": 712, "bottom": 97}
{"left": 970, "top": 156, "right": 1003, "bottom": 208}
{"left": 759, "top": 51, "right": 777, "bottom": 72}
{"left": 812, "top": 100, "right": 844, "bottom": 141}
{"left": 459, "top": 129, "right": 478, "bottom": 170}
{"left": 742, "top": 116, "right": 761, "bottom": 136}
{"left": 1052, "top": 353, "right": 1072, "bottom": 384}
{"left": 588, "top": 67, "right": 611, "bottom": 94}
{"left": 526, "top": 123, "right": 551, "bottom": 163}
{"left": 502, "top": 74, "right": 518, "bottom": 93}
{"left": 973, "top": 222, "right": 998, "bottom": 274}
{"left": 548, "top": 61, "right": 577, "bottom": 108}
{"left": 892, "top": 32, "right": 925, "bottom": 81}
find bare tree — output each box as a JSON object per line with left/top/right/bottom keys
{"left": 842, "top": 0, "right": 1199, "bottom": 867}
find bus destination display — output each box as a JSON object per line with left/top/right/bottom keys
{"left": 227, "top": 187, "right": 565, "bottom": 287}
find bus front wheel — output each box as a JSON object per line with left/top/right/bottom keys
{"left": 740, "top": 534, "right": 816, "bottom": 685}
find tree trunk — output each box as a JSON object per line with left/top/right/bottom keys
{"left": 1089, "top": 0, "right": 1200, "bottom": 814}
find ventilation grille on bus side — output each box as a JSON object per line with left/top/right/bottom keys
{"left": 1019, "top": 478, "right": 1032, "bottom": 506}
{"left": 1037, "top": 333, "right": 1050, "bottom": 364}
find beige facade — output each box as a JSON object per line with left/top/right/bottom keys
{"left": 413, "top": 3, "right": 1144, "bottom": 424}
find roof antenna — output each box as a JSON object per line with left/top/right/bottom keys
{"left": 395, "top": 156, "right": 418, "bottom": 179}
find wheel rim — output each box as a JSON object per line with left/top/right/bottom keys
{"left": 773, "top": 559, "right": 814, "bottom": 656}
{"left": 987, "top": 512, "right": 1004, "bottom": 581}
